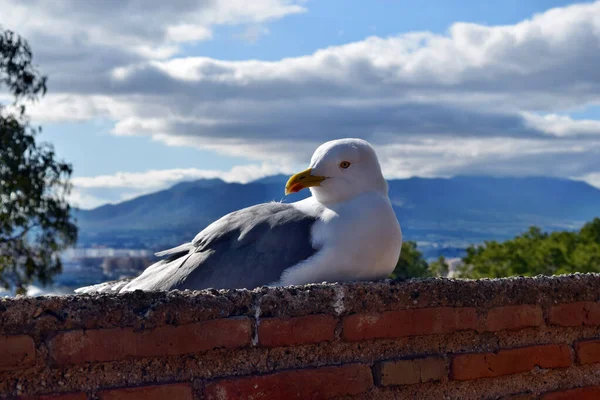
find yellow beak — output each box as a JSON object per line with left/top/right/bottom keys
{"left": 285, "top": 168, "right": 327, "bottom": 195}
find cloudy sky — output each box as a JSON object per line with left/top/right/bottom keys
{"left": 3, "top": 0, "right": 600, "bottom": 208}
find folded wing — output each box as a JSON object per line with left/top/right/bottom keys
{"left": 76, "top": 202, "right": 319, "bottom": 293}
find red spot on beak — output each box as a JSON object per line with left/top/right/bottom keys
{"left": 288, "top": 182, "right": 304, "bottom": 193}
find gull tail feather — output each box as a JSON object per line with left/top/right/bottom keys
{"left": 74, "top": 277, "right": 134, "bottom": 294}
{"left": 155, "top": 242, "right": 193, "bottom": 258}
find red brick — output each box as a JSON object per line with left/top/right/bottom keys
{"left": 204, "top": 364, "right": 373, "bottom": 399}
{"left": 500, "top": 394, "right": 535, "bottom": 400}
{"left": 258, "top": 314, "right": 337, "bottom": 347}
{"left": 0, "top": 335, "right": 35, "bottom": 371}
{"left": 548, "top": 302, "right": 600, "bottom": 326}
{"left": 451, "top": 344, "right": 572, "bottom": 381}
{"left": 99, "top": 384, "right": 192, "bottom": 400}
{"left": 540, "top": 386, "right": 600, "bottom": 400}
{"left": 485, "top": 305, "right": 544, "bottom": 332}
{"left": 19, "top": 393, "right": 87, "bottom": 400}
{"left": 342, "top": 307, "right": 477, "bottom": 341}
{"left": 49, "top": 317, "right": 251, "bottom": 365}
{"left": 374, "top": 356, "right": 447, "bottom": 386}
{"left": 576, "top": 339, "right": 600, "bottom": 364}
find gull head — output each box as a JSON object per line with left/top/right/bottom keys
{"left": 285, "top": 138, "right": 388, "bottom": 204}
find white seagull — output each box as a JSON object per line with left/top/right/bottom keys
{"left": 75, "top": 138, "right": 402, "bottom": 293}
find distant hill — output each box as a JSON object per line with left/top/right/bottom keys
{"left": 74, "top": 176, "right": 600, "bottom": 259}
{"left": 251, "top": 174, "right": 289, "bottom": 185}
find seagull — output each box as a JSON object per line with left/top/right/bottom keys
{"left": 75, "top": 138, "right": 402, "bottom": 294}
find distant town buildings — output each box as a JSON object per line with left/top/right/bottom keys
{"left": 446, "top": 258, "right": 465, "bottom": 278}
{"left": 62, "top": 248, "right": 153, "bottom": 260}
{"left": 53, "top": 247, "right": 156, "bottom": 290}
{"left": 101, "top": 256, "right": 151, "bottom": 279}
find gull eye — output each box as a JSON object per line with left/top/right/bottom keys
{"left": 339, "top": 161, "right": 351, "bottom": 169}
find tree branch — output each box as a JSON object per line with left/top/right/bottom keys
{"left": 0, "top": 224, "right": 33, "bottom": 244}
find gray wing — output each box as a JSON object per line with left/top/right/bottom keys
{"left": 77, "top": 202, "right": 319, "bottom": 293}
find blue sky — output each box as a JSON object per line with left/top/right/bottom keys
{"left": 3, "top": 0, "right": 600, "bottom": 207}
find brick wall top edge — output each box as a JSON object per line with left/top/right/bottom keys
{"left": 2, "top": 273, "right": 600, "bottom": 334}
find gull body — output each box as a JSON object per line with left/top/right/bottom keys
{"left": 75, "top": 138, "right": 402, "bottom": 294}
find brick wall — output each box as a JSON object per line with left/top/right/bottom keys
{"left": 2, "top": 274, "right": 600, "bottom": 399}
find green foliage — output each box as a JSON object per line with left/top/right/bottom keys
{"left": 391, "top": 241, "right": 431, "bottom": 279}
{"left": 0, "top": 30, "right": 47, "bottom": 102}
{"left": 0, "top": 28, "right": 77, "bottom": 294}
{"left": 457, "top": 218, "right": 600, "bottom": 278}
{"left": 390, "top": 218, "right": 600, "bottom": 281}
{"left": 429, "top": 256, "right": 449, "bottom": 278}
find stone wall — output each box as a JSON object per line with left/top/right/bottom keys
{"left": 2, "top": 274, "right": 600, "bottom": 399}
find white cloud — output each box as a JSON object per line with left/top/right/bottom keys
{"left": 0, "top": 0, "right": 305, "bottom": 55}
{"left": 23, "top": 95, "right": 116, "bottom": 122}
{"left": 67, "top": 190, "right": 116, "bottom": 211}
{"left": 523, "top": 112, "right": 600, "bottom": 137}
{"left": 166, "top": 25, "right": 213, "bottom": 43}
{"left": 578, "top": 172, "right": 600, "bottom": 189}
{"left": 377, "top": 137, "right": 600, "bottom": 180}
{"left": 72, "top": 164, "right": 294, "bottom": 189}
{"left": 4, "top": 0, "right": 600, "bottom": 200}
{"left": 0, "top": 0, "right": 306, "bottom": 93}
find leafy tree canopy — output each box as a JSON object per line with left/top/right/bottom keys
{"left": 0, "top": 28, "right": 77, "bottom": 294}
{"left": 428, "top": 256, "right": 449, "bottom": 278}
{"left": 391, "top": 240, "right": 431, "bottom": 279}
{"left": 391, "top": 218, "right": 600, "bottom": 280}
{"left": 457, "top": 218, "right": 600, "bottom": 278}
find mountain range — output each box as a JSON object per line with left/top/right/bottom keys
{"left": 74, "top": 175, "right": 600, "bottom": 259}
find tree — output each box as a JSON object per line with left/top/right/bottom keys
{"left": 391, "top": 241, "right": 431, "bottom": 279}
{"left": 456, "top": 218, "right": 600, "bottom": 279}
{"left": 0, "top": 28, "right": 77, "bottom": 294}
{"left": 429, "top": 256, "right": 449, "bottom": 278}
